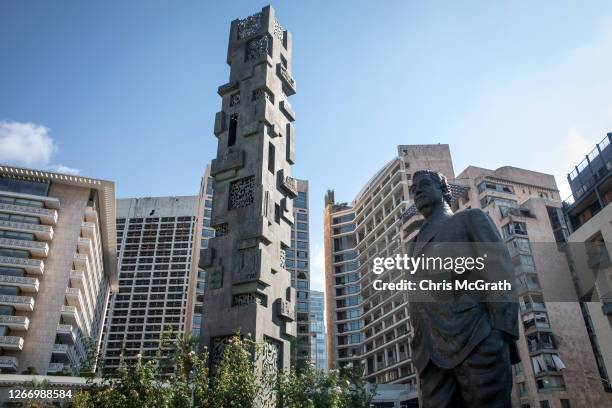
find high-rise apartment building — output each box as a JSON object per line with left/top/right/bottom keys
{"left": 563, "top": 132, "right": 612, "bottom": 400}
{"left": 324, "top": 145, "right": 454, "bottom": 395}
{"left": 200, "top": 5, "right": 297, "bottom": 374}
{"left": 0, "top": 165, "right": 117, "bottom": 375}
{"left": 325, "top": 144, "right": 612, "bottom": 407}
{"left": 447, "top": 165, "right": 610, "bottom": 408}
{"left": 101, "top": 196, "right": 197, "bottom": 373}
{"left": 186, "top": 167, "right": 215, "bottom": 338}
{"left": 288, "top": 179, "right": 310, "bottom": 365}
{"left": 309, "top": 290, "right": 326, "bottom": 370}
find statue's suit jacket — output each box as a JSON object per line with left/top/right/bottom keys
{"left": 408, "top": 207, "right": 519, "bottom": 373}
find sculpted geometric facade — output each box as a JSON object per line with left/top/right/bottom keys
{"left": 199, "top": 5, "right": 297, "bottom": 374}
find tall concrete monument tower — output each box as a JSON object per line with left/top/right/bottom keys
{"left": 199, "top": 5, "right": 297, "bottom": 374}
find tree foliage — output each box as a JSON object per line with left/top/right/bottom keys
{"left": 71, "top": 332, "right": 375, "bottom": 408}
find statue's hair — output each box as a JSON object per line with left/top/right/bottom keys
{"left": 413, "top": 170, "right": 452, "bottom": 206}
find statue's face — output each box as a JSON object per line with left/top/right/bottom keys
{"left": 411, "top": 173, "right": 444, "bottom": 217}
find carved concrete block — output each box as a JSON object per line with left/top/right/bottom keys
{"left": 233, "top": 247, "right": 261, "bottom": 284}
{"left": 198, "top": 248, "right": 214, "bottom": 268}
{"left": 214, "top": 111, "right": 226, "bottom": 136}
{"left": 211, "top": 148, "right": 244, "bottom": 176}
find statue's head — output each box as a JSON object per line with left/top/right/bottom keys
{"left": 410, "top": 170, "right": 452, "bottom": 218}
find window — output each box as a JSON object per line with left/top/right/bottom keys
{"left": 296, "top": 213, "right": 307, "bottom": 222}
{"left": 539, "top": 401, "right": 550, "bottom": 408}
{"left": 334, "top": 235, "right": 356, "bottom": 251}
{"left": 0, "top": 176, "right": 49, "bottom": 196}
{"left": 333, "top": 224, "right": 356, "bottom": 234}
{"left": 0, "top": 213, "right": 39, "bottom": 224}
{"left": 334, "top": 250, "right": 357, "bottom": 263}
{"left": 477, "top": 181, "right": 514, "bottom": 194}
{"left": 228, "top": 114, "right": 238, "bottom": 147}
{"left": 332, "top": 213, "right": 355, "bottom": 224}
{"left": 0, "top": 230, "right": 34, "bottom": 241}
{"left": 560, "top": 400, "right": 571, "bottom": 408}
{"left": 268, "top": 142, "right": 275, "bottom": 174}
{"left": 294, "top": 192, "right": 307, "bottom": 209}
{"left": 502, "top": 221, "right": 527, "bottom": 238}
{"left": 0, "top": 196, "right": 44, "bottom": 208}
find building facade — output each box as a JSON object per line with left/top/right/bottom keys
{"left": 449, "top": 165, "right": 610, "bottom": 408}
{"left": 186, "top": 166, "right": 215, "bottom": 338}
{"left": 324, "top": 144, "right": 454, "bottom": 396}
{"left": 325, "top": 143, "right": 612, "bottom": 407}
{"left": 563, "top": 132, "right": 612, "bottom": 401}
{"left": 199, "top": 4, "right": 297, "bottom": 375}
{"left": 0, "top": 165, "right": 117, "bottom": 375}
{"left": 309, "top": 290, "right": 326, "bottom": 370}
{"left": 101, "top": 196, "right": 197, "bottom": 374}
{"left": 288, "top": 179, "right": 310, "bottom": 365}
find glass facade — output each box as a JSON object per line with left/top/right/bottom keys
{"left": 288, "top": 180, "right": 310, "bottom": 366}
{"left": 310, "top": 291, "right": 327, "bottom": 370}
{"left": 191, "top": 174, "right": 215, "bottom": 338}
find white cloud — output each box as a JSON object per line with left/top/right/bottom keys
{"left": 46, "top": 164, "right": 81, "bottom": 175}
{"left": 0, "top": 121, "right": 55, "bottom": 166}
{"left": 0, "top": 120, "right": 80, "bottom": 175}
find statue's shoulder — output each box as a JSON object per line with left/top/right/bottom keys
{"left": 451, "top": 208, "right": 487, "bottom": 224}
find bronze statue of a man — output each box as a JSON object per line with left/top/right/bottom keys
{"left": 408, "top": 170, "right": 519, "bottom": 408}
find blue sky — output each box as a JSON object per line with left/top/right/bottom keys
{"left": 1, "top": 1, "right": 612, "bottom": 291}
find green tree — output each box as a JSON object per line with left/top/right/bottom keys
{"left": 207, "top": 334, "right": 260, "bottom": 408}
{"left": 71, "top": 331, "right": 376, "bottom": 408}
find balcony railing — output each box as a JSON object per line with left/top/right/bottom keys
{"left": 0, "top": 335, "right": 24, "bottom": 350}
{"left": 0, "top": 315, "right": 29, "bottom": 330}
{"left": 47, "top": 363, "right": 64, "bottom": 373}
{"left": 566, "top": 132, "right": 612, "bottom": 204}
{"left": 80, "top": 221, "right": 96, "bottom": 238}
{"left": 52, "top": 343, "right": 70, "bottom": 353}
{"left": 521, "top": 302, "right": 547, "bottom": 313}
{"left": 56, "top": 324, "right": 75, "bottom": 343}
{"left": 0, "top": 237, "right": 49, "bottom": 257}
{"left": 528, "top": 341, "right": 556, "bottom": 353}
{"left": 70, "top": 270, "right": 85, "bottom": 288}
{"left": 77, "top": 237, "right": 95, "bottom": 262}
{"left": 0, "top": 191, "right": 60, "bottom": 209}
{"left": 0, "top": 220, "right": 53, "bottom": 240}
{"left": 0, "top": 202, "right": 58, "bottom": 225}
{"left": 61, "top": 305, "right": 87, "bottom": 332}
{"left": 85, "top": 206, "right": 98, "bottom": 224}
{"left": 0, "top": 356, "right": 18, "bottom": 372}
{"left": 517, "top": 282, "right": 541, "bottom": 293}
{"left": 65, "top": 287, "right": 85, "bottom": 311}
{"left": 73, "top": 253, "right": 91, "bottom": 275}
{"left": 0, "top": 274, "right": 39, "bottom": 292}
{"left": 0, "top": 255, "right": 44, "bottom": 275}
{"left": 0, "top": 294, "right": 35, "bottom": 311}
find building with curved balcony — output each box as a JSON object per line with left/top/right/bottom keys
{"left": 0, "top": 165, "right": 117, "bottom": 375}
{"left": 324, "top": 144, "right": 454, "bottom": 402}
